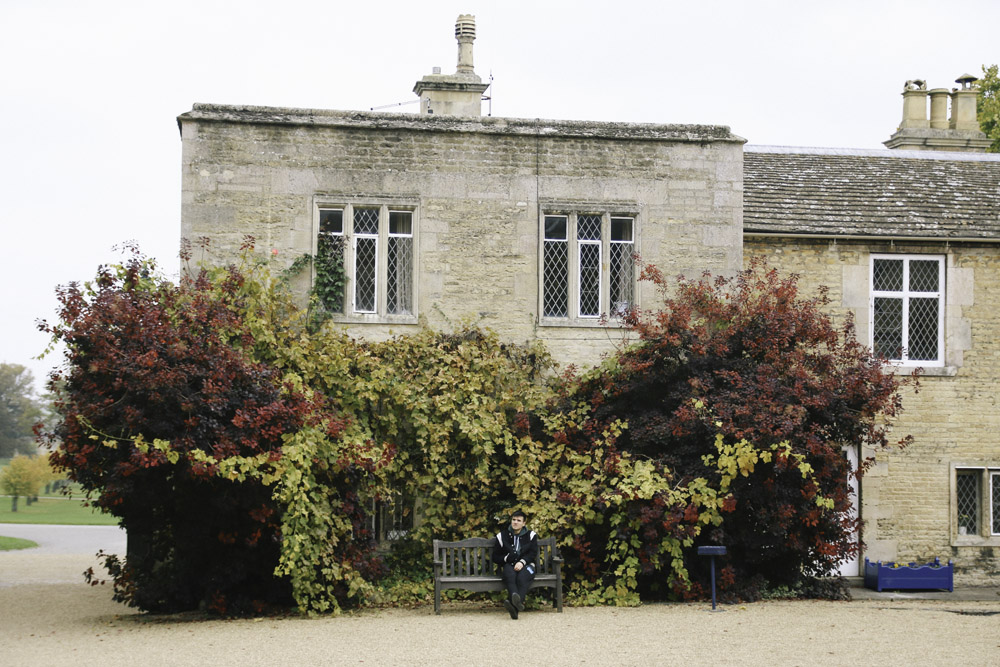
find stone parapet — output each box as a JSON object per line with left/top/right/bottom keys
{"left": 179, "top": 104, "right": 744, "bottom": 144}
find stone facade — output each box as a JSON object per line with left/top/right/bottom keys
{"left": 179, "top": 106, "right": 745, "bottom": 365}
{"left": 746, "top": 237, "right": 1000, "bottom": 584}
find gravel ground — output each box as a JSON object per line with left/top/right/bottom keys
{"left": 2, "top": 542, "right": 999, "bottom": 666}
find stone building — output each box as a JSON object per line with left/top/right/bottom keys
{"left": 178, "top": 15, "right": 1000, "bottom": 584}
{"left": 744, "top": 145, "right": 1000, "bottom": 582}
{"left": 178, "top": 16, "right": 744, "bottom": 364}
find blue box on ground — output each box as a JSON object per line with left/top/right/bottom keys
{"left": 863, "top": 557, "right": 953, "bottom": 592}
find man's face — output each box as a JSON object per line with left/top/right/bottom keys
{"left": 510, "top": 515, "right": 525, "bottom": 531}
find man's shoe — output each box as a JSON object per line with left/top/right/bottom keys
{"left": 511, "top": 593, "right": 524, "bottom": 612}
{"left": 503, "top": 599, "right": 519, "bottom": 619}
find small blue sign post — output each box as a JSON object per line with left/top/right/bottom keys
{"left": 697, "top": 545, "right": 727, "bottom": 611}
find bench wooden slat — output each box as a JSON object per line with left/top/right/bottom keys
{"left": 433, "top": 536, "right": 563, "bottom": 615}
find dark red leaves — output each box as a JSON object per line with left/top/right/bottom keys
{"left": 567, "top": 258, "right": 912, "bottom": 596}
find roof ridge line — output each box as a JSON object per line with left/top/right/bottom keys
{"left": 746, "top": 144, "right": 1000, "bottom": 162}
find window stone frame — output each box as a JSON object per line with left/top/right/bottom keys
{"left": 537, "top": 205, "right": 638, "bottom": 327}
{"left": 843, "top": 248, "right": 971, "bottom": 377}
{"left": 950, "top": 464, "right": 1000, "bottom": 546}
{"left": 869, "top": 253, "right": 945, "bottom": 367}
{"left": 312, "top": 196, "right": 419, "bottom": 324}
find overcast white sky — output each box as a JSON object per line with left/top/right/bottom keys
{"left": 2, "top": 0, "right": 998, "bottom": 393}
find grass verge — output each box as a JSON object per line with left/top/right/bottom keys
{"left": 0, "top": 535, "right": 39, "bottom": 551}
{"left": 0, "top": 496, "right": 118, "bottom": 526}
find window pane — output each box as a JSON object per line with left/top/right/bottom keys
{"left": 957, "top": 472, "right": 979, "bottom": 535}
{"left": 579, "top": 242, "right": 601, "bottom": 317}
{"left": 577, "top": 215, "right": 602, "bottom": 241}
{"left": 543, "top": 240, "right": 569, "bottom": 318}
{"left": 907, "top": 297, "right": 939, "bottom": 361}
{"left": 610, "top": 220, "right": 634, "bottom": 316}
{"left": 320, "top": 208, "right": 343, "bottom": 235}
{"left": 873, "top": 258, "right": 903, "bottom": 292}
{"left": 993, "top": 473, "right": 1000, "bottom": 535}
{"left": 611, "top": 217, "right": 633, "bottom": 242}
{"left": 389, "top": 211, "right": 412, "bottom": 236}
{"left": 544, "top": 215, "right": 567, "bottom": 240}
{"left": 354, "top": 208, "right": 379, "bottom": 235}
{"left": 387, "top": 235, "right": 412, "bottom": 314}
{"left": 354, "top": 236, "right": 377, "bottom": 313}
{"left": 872, "top": 297, "right": 902, "bottom": 360}
{"left": 909, "top": 260, "right": 939, "bottom": 292}
{"left": 315, "top": 233, "right": 345, "bottom": 313}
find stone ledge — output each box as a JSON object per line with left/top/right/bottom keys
{"left": 179, "top": 104, "right": 745, "bottom": 144}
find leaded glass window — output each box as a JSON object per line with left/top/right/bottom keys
{"left": 871, "top": 256, "right": 943, "bottom": 364}
{"left": 543, "top": 216, "right": 569, "bottom": 317}
{"left": 992, "top": 472, "right": 1000, "bottom": 535}
{"left": 541, "top": 212, "right": 636, "bottom": 322}
{"left": 317, "top": 209, "right": 346, "bottom": 313}
{"left": 387, "top": 211, "right": 413, "bottom": 315}
{"left": 353, "top": 208, "right": 379, "bottom": 313}
{"left": 956, "top": 471, "right": 979, "bottom": 535}
{"left": 578, "top": 215, "right": 602, "bottom": 318}
{"left": 316, "top": 203, "right": 415, "bottom": 318}
{"left": 609, "top": 217, "right": 634, "bottom": 317}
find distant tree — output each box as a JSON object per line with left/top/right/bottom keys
{"left": 31, "top": 453, "right": 60, "bottom": 498}
{"left": 0, "top": 363, "right": 43, "bottom": 458}
{"left": 979, "top": 64, "right": 1000, "bottom": 153}
{"left": 0, "top": 454, "right": 43, "bottom": 512}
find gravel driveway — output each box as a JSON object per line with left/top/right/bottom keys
{"left": 1, "top": 527, "right": 998, "bottom": 666}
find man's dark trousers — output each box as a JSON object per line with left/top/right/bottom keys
{"left": 502, "top": 564, "right": 534, "bottom": 602}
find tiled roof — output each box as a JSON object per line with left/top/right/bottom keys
{"left": 744, "top": 146, "right": 1000, "bottom": 239}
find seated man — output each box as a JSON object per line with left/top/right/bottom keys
{"left": 491, "top": 509, "right": 538, "bottom": 620}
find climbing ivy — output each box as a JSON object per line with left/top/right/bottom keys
{"left": 43, "top": 244, "right": 909, "bottom": 613}
{"left": 313, "top": 233, "right": 347, "bottom": 313}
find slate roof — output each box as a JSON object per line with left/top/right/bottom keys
{"left": 744, "top": 146, "right": 1000, "bottom": 240}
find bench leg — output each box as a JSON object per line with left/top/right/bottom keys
{"left": 434, "top": 580, "right": 441, "bottom": 615}
{"left": 556, "top": 581, "right": 563, "bottom": 612}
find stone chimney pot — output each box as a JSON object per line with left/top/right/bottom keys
{"left": 955, "top": 73, "right": 978, "bottom": 90}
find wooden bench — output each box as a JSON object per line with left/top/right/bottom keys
{"left": 432, "top": 536, "right": 563, "bottom": 614}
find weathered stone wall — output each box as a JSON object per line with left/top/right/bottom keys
{"left": 747, "top": 236, "right": 1000, "bottom": 585}
{"left": 180, "top": 105, "right": 744, "bottom": 368}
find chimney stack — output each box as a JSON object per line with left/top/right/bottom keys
{"left": 899, "top": 80, "right": 929, "bottom": 129}
{"left": 950, "top": 73, "right": 980, "bottom": 131}
{"left": 413, "top": 14, "right": 490, "bottom": 117}
{"left": 456, "top": 14, "right": 476, "bottom": 74}
{"left": 884, "top": 74, "right": 990, "bottom": 152}
{"left": 928, "top": 88, "right": 950, "bottom": 129}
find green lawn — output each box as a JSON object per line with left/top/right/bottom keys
{"left": 1, "top": 456, "right": 115, "bottom": 525}
{"left": 0, "top": 535, "right": 39, "bottom": 551}
{"left": 0, "top": 496, "right": 118, "bottom": 526}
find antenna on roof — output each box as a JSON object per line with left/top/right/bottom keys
{"left": 482, "top": 71, "right": 494, "bottom": 117}
{"left": 369, "top": 99, "right": 420, "bottom": 111}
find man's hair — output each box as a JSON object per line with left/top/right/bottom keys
{"left": 511, "top": 510, "right": 527, "bottom": 520}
